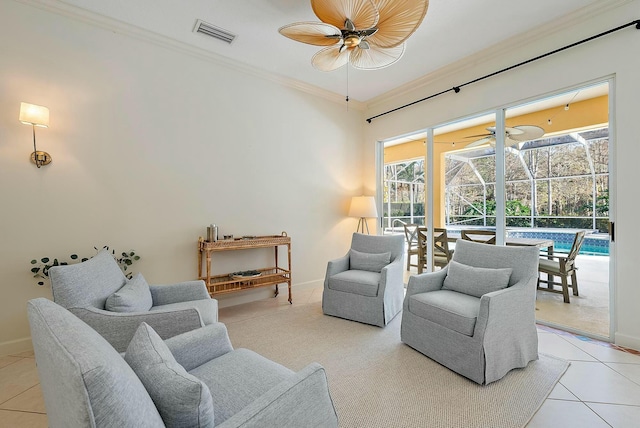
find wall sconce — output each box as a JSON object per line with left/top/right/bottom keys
{"left": 19, "top": 102, "right": 51, "bottom": 168}
{"left": 349, "top": 196, "right": 378, "bottom": 234}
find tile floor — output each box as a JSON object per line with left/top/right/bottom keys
{"left": 2, "top": 285, "right": 639, "bottom": 427}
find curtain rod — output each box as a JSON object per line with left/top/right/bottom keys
{"left": 366, "top": 19, "right": 640, "bottom": 124}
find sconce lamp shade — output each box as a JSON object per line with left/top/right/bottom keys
{"left": 19, "top": 103, "right": 49, "bottom": 128}
{"left": 349, "top": 196, "right": 378, "bottom": 218}
{"left": 19, "top": 102, "right": 51, "bottom": 168}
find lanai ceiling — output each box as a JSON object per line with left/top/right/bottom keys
{"left": 52, "top": 0, "right": 609, "bottom": 102}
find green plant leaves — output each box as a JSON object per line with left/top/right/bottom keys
{"left": 30, "top": 247, "right": 140, "bottom": 287}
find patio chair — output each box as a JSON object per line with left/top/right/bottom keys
{"left": 417, "top": 227, "right": 453, "bottom": 273}
{"left": 461, "top": 229, "right": 496, "bottom": 244}
{"left": 537, "top": 230, "right": 586, "bottom": 303}
{"left": 403, "top": 223, "right": 420, "bottom": 270}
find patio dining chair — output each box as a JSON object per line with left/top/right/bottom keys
{"left": 417, "top": 227, "right": 453, "bottom": 273}
{"left": 461, "top": 229, "right": 496, "bottom": 244}
{"left": 537, "top": 230, "right": 586, "bottom": 303}
{"left": 403, "top": 223, "right": 420, "bottom": 270}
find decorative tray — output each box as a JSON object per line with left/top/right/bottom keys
{"left": 230, "top": 270, "right": 262, "bottom": 279}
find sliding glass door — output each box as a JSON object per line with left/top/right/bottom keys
{"left": 379, "top": 79, "right": 614, "bottom": 340}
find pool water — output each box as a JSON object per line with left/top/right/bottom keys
{"left": 446, "top": 228, "right": 610, "bottom": 256}
{"left": 507, "top": 230, "right": 610, "bottom": 256}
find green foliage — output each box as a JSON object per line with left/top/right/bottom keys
{"left": 463, "top": 199, "right": 531, "bottom": 217}
{"left": 30, "top": 246, "right": 140, "bottom": 286}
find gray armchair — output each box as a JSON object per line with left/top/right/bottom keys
{"left": 323, "top": 233, "right": 404, "bottom": 327}
{"left": 401, "top": 239, "right": 540, "bottom": 384}
{"left": 27, "top": 298, "right": 338, "bottom": 427}
{"left": 49, "top": 249, "right": 218, "bottom": 352}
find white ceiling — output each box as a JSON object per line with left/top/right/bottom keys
{"left": 56, "top": 0, "right": 605, "bottom": 102}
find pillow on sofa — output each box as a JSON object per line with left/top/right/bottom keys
{"left": 105, "top": 273, "right": 153, "bottom": 312}
{"left": 350, "top": 249, "right": 391, "bottom": 272}
{"left": 125, "top": 323, "right": 215, "bottom": 428}
{"left": 442, "top": 260, "right": 512, "bottom": 298}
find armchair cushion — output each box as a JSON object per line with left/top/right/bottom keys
{"left": 190, "top": 348, "right": 293, "bottom": 426}
{"left": 125, "top": 323, "right": 215, "bottom": 428}
{"left": 408, "top": 290, "right": 480, "bottom": 336}
{"left": 442, "top": 260, "right": 512, "bottom": 298}
{"left": 49, "top": 249, "right": 126, "bottom": 309}
{"left": 349, "top": 249, "right": 391, "bottom": 273}
{"left": 328, "top": 270, "right": 380, "bottom": 297}
{"left": 105, "top": 273, "right": 153, "bottom": 312}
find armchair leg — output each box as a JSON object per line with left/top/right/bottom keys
{"left": 571, "top": 272, "right": 579, "bottom": 296}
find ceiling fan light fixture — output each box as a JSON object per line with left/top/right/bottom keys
{"left": 344, "top": 35, "right": 361, "bottom": 48}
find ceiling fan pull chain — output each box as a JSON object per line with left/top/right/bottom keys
{"left": 346, "top": 63, "right": 349, "bottom": 111}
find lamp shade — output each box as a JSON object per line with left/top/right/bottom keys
{"left": 349, "top": 196, "right": 378, "bottom": 218}
{"left": 19, "top": 102, "right": 49, "bottom": 127}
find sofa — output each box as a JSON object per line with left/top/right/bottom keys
{"left": 27, "top": 297, "right": 338, "bottom": 427}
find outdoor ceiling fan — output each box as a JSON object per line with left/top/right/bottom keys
{"left": 465, "top": 125, "right": 545, "bottom": 148}
{"left": 278, "top": 0, "right": 429, "bottom": 72}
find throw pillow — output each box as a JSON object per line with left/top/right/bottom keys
{"left": 125, "top": 323, "right": 215, "bottom": 428}
{"left": 350, "top": 249, "right": 391, "bottom": 273}
{"left": 105, "top": 273, "right": 153, "bottom": 312}
{"left": 442, "top": 260, "right": 512, "bottom": 298}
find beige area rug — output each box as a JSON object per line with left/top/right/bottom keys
{"left": 225, "top": 302, "right": 569, "bottom": 428}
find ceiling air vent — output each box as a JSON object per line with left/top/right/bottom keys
{"left": 193, "top": 20, "right": 236, "bottom": 45}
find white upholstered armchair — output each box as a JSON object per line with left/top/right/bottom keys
{"left": 323, "top": 233, "right": 404, "bottom": 327}
{"left": 401, "top": 239, "right": 540, "bottom": 384}
{"left": 49, "top": 249, "right": 218, "bottom": 352}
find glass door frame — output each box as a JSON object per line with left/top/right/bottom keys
{"left": 376, "top": 77, "right": 616, "bottom": 341}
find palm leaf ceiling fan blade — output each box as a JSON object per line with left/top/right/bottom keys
{"left": 312, "top": 0, "right": 379, "bottom": 30}
{"left": 312, "top": 45, "right": 351, "bottom": 71}
{"left": 350, "top": 43, "right": 405, "bottom": 70}
{"left": 278, "top": 22, "right": 342, "bottom": 46}
{"left": 367, "top": 0, "right": 429, "bottom": 48}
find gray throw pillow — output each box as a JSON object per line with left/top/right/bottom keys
{"left": 105, "top": 273, "right": 153, "bottom": 312}
{"left": 350, "top": 249, "right": 391, "bottom": 272}
{"left": 442, "top": 260, "right": 512, "bottom": 298}
{"left": 125, "top": 323, "right": 215, "bottom": 428}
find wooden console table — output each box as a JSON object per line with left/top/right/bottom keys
{"left": 198, "top": 233, "right": 292, "bottom": 303}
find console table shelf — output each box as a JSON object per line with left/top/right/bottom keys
{"left": 198, "top": 233, "right": 292, "bottom": 303}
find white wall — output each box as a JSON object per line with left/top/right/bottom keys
{"left": 0, "top": 1, "right": 364, "bottom": 355}
{"left": 363, "top": 1, "right": 640, "bottom": 349}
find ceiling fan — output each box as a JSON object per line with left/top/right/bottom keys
{"left": 465, "top": 125, "right": 545, "bottom": 148}
{"left": 278, "top": 0, "right": 429, "bottom": 72}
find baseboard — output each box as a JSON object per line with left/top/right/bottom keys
{"left": 217, "top": 279, "right": 323, "bottom": 308}
{"left": 615, "top": 332, "right": 640, "bottom": 352}
{"left": 0, "top": 336, "right": 33, "bottom": 357}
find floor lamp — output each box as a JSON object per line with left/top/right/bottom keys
{"left": 349, "top": 196, "right": 378, "bottom": 234}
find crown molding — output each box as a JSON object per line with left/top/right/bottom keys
{"left": 365, "top": 0, "right": 634, "bottom": 110}
{"left": 12, "top": 0, "right": 366, "bottom": 111}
